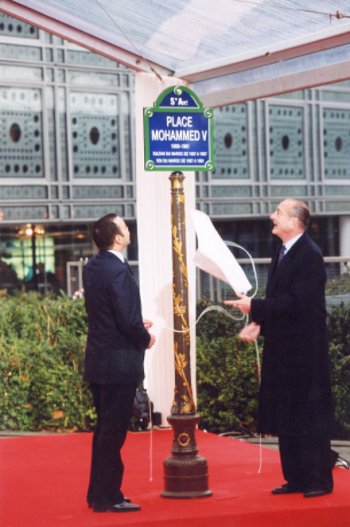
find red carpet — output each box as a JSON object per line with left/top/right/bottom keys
{"left": 1, "top": 429, "right": 349, "bottom": 527}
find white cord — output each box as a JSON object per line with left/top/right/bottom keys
{"left": 148, "top": 397, "right": 153, "bottom": 482}
{"left": 226, "top": 242, "right": 263, "bottom": 473}
{"left": 224, "top": 240, "right": 259, "bottom": 300}
{"left": 161, "top": 240, "right": 264, "bottom": 474}
{"left": 258, "top": 434, "right": 263, "bottom": 474}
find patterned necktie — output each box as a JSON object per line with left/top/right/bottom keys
{"left": 277, "top": 244, "right": 286, "bottom": 265}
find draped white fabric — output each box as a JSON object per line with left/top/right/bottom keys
{"left": 135, "top": 73, "right": 197, "bottom": 424}
{"left": 192, "top": 209, "right": 252, "bottom": 295}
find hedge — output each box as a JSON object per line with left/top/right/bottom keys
{"left": 327, "top": 304, "right": 350, "bottom": 438}
{"left": 0, "top": 294, "right": 349, "bottom": 438}
{"left": 196, "top": 299, "right": 350, "bottom": 438}
{"left": 0, "top": 292, "right": 94, "bottom": 432}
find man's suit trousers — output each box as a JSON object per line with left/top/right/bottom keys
{"left": 87, "top": 382, "right": 137, "bottom": 508}
{"left": 278, "top": 434, "right": 333, "bottom": 492}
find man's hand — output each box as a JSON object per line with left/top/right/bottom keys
{"left": 143, "top": 319, "right": 153, "bottom": 330}
{"left": 239, "top": 322, "right": 260, "bottom": 342}
{"left": 224, "top": 292, "right": 252, "bottom": 314}
{"left": 147, "top": 334, "right": 156, "bottom": 349}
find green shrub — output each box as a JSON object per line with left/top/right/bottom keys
{"left": 0, "top": 295, "right": 349, "bottom": 438}
{"left": 196, "top": 300, "right": 350, "bottom": 439}
{"left": 196, "top": 300, "right": 261, "bottom": 434}
{"left": 0, "top": 336, "right": 34, "bottom": 430}
{"left": 326, "top": 273, "right": 350, "bottom": 295}
{"left": 197, "top": 335, "right": 260, "bottom": 434}
{"left": 0, "top": 292, "right": 95, "bottom": 432}
{"left": 196, "top": 299, "right": 244, "bottom": 340}
{"left": 327, "top": 304, "right": 350, "bottom": 438}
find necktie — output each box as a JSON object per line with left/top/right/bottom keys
{"left": 124, "top": 259, "right": 134, "bottom": 275}
{"left": 277, "top": 244, "right": 286, "bottom": 265}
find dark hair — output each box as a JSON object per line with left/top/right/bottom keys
{"left": 92, "top": 213, "right": 121, "bottom": 249}
{"left": 291, "top": 200, "right": 310, "bottom": 228}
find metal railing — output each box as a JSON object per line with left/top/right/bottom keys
{"left": 196, "top": 257, "right": 350, "bottom": 308}
{"left": 67, "top": 256, "right": 350, "bottom": 308}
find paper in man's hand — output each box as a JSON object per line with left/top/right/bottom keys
{"left": 191, "top": 210, "right": 252, "bottom": 295}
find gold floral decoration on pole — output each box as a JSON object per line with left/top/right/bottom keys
{"left": 162, "top": 171, "right": 211, "bottom": 499}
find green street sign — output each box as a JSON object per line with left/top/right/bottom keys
{"left": 144, "top": 85, "right": 215, "bottom": 171}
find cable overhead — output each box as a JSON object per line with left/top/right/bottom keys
{"left": 94, "top": 0, "right": 164, "bottom": 80}
{"left": 230, "top": 0, "right": 350, "bottom": 20}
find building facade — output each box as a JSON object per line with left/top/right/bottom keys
{"left": 0, "top": 12, "right": 350, "bottom": 294}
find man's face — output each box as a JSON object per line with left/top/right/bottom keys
{"left": 270, "top": 200, "right": 297, "bottom": 242}
{"left": 114, "top": 217, "right": 130, "bottom": 248}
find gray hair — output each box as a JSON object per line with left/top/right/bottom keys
{"left": 290, "top": 200, "right": 310, "bottom": 228}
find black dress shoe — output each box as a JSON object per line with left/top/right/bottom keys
{"left": 272, "top": 483, "right": 303, "bottom": 495}
{"left": 303, "top": 489, "right": 332, "bottom": 498}
{"left": 88, "top": 497, "right": 131, "bottom": 508}
{"left": 335, "top": 455, "right": 350, "bottom": 470}
{"left": 93, "top": 500, "right": 141, "bottom": 512}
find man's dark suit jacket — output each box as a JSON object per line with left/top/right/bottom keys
{"left": 83, "top": 250, "right": 151, "bottom": 385}
{"left": 251, "top": 233, "right": 333, "bottom": 438}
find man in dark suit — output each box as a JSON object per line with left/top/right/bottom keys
{"left": 83, "top": 213, "right": 156, "bottom": 513}
{"left": 226, "top": 199, "right": 334, "bottom": 498}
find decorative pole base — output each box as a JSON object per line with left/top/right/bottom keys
{"left": 161, "top": 414, "right": 212, "bottom": 499}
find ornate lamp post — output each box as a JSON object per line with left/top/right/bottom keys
{"left": 143, "top": 85, "right": 214, "bottom": 497}
{"left": 162, "top": 172, "right": 212, "bottom": 498}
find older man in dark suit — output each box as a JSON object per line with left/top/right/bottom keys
{"left": 226, "top": 199, "right": 334, "bottom": 498}
{"left": 83, "top": 213, "right": 155, "bottom": 513}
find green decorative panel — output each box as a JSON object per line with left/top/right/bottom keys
{"left": 323, "top": 108, "right": 350, "bottom": 179}
{"left": 0, "top": 87, "right": 44, "bottom": 178}
{"left": 70, "top": 92, "right": 120, "bottom": 179}
{"left": 0, "top": 44, "right": 41, "bottom": 61}
{"left": 62, "top": 206, "right": 70, "bottom": 219}
{"left": 0, "top": 206, "right": 48, "bottom": 221}
{"left": 126, "top": 186, "right": 134, "bottom": 198}
{"left": 0, "top": 14, "right": 38, "bottom": 38}
{"left": 67, "top": 71, "right": 121, "bottom": 87}
{"left": 211, "top": 203, "right": 253, "bottom": 215}
{"left": 0, "top": 65, "right": 42, "bottom": 82}
{"left": 0, "top": 186, "right": 47, "bottom": 199}
{"left": 324, "top": 186, "right": 350, "bottom": 196}
{"left": 72, "top": 205, "right": 125, "bottom": 220}
{"left": 270, "top": 185, "right": 307, "bottom": 197}
{"left": 126, "top": 204, "right": 135, "bottom": 217}
{"left": 120, "top": 92, "right": 133, "bottom": 181}
{"left": 46, "top": 86, "right": 57, "bottom": 181}
{"left": 321, "top": 90, "right": 350, "bottom": 103}
{"left": 211, "top": 104, "right": 249, "bottom": 179}
{"left": 211, "top": 186, "right": 252, "bottom": 198}
{"left": 73, "top": 186, "right": 124, "bottom": 199}
{"left": 58, "top": 87, "right": 68, "bottom": 182}
{"left": 67, "top": 50, "right": 120, "bottom": 68}
{"left": 275, "top": 91, "right": 305, "bottom": 100}
{"left": 325, "top": 201, "right": 350, "bottom": 212}
{"left": 332, "top": 81, "right": 350, "bottom": 88}
{"left": 50, "top": 187, "right": 58, "bottom": 199}
{"left": 50, "top": 205, "right": 59, "bottom": 218}
{"left": 269, "top": 105, "right": 304, "bottom": 179}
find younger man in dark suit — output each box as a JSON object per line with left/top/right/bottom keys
{"left": 83, "top": 213, "right": 156, "bottom": 512}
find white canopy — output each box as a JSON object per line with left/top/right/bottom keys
{"left": 1, "top": 0, "right": 350, "bottom": 106}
